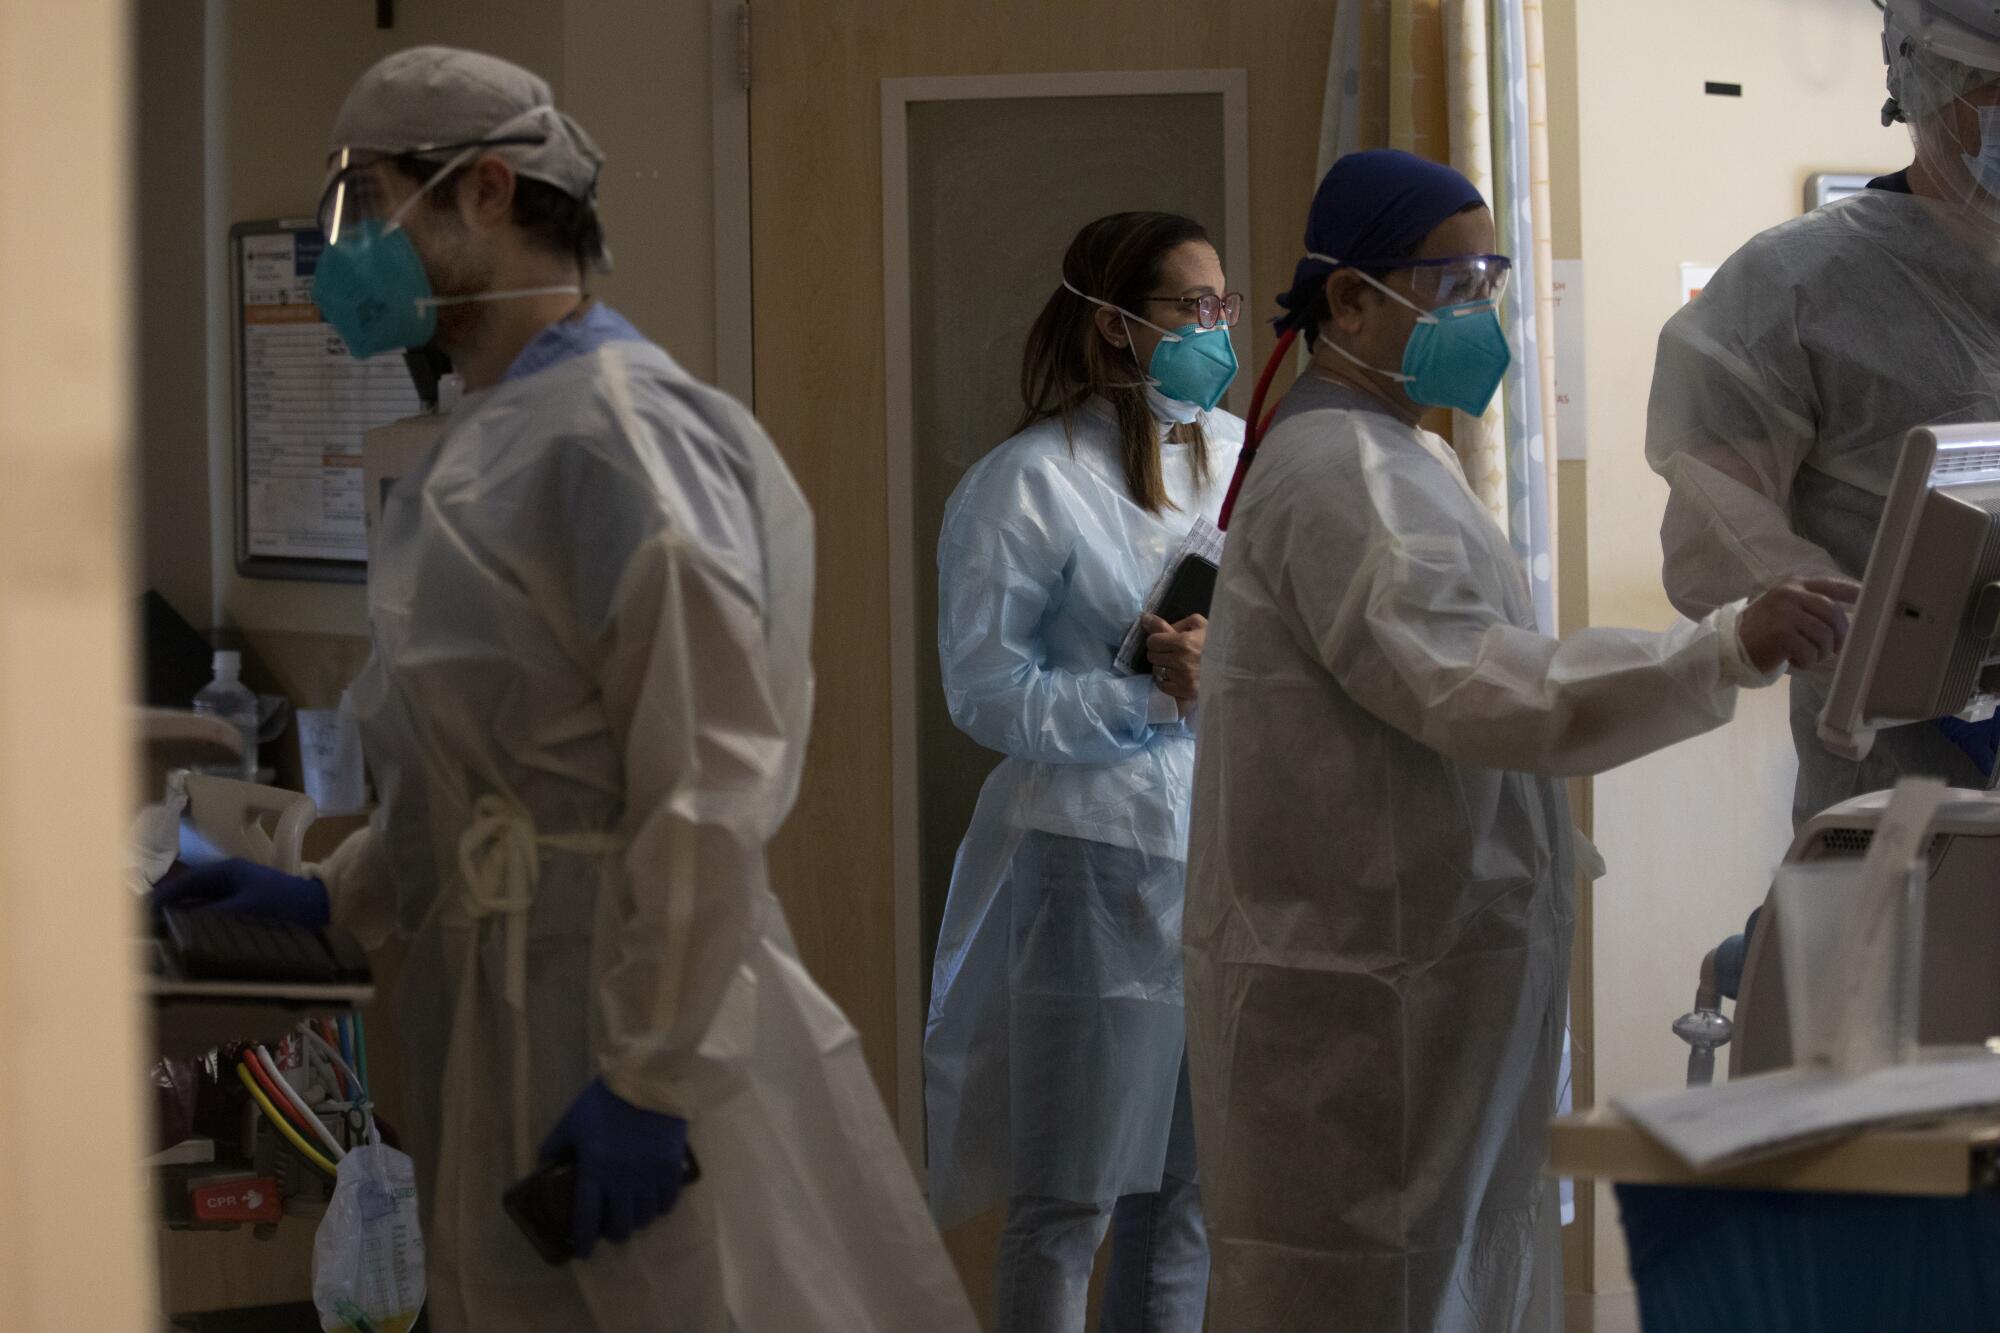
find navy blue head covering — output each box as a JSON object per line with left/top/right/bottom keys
{"left": 1273, "top": 149, "right": 1487, "bottom": 335}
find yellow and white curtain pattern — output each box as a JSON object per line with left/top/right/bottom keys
{"left": 1321, "top": 0, "right": 1560, "bottom": 632}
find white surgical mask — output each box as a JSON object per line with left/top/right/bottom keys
{"left": 1964, "top": 103, "right": 2000, "bottom": 200}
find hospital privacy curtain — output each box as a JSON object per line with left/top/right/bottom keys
{"left": 1320, "top": 0, "right": 1560, "bottom": 634}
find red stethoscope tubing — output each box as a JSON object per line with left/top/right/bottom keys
{"left": 1216, "top": 325, "right": 1299, "bottom": 531}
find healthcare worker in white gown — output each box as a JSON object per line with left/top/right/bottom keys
{"left": 1647, "top": 0, "right": 2000, "bottom": 826}
{"left": 924, "top": 211, "right": 1243, "bottom": 1332}
{"left": 1182, "top": 151, "right": 1856, "bottom": 1333}
{"left": 157, "top": 47, "right": 975, "bottom": 1333}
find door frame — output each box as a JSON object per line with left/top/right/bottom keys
{"left": 880, "top": 69, "right": 1251, "bottom": 1169}
{"left": 711, "top": 0, "right": 754, "bottom": 403}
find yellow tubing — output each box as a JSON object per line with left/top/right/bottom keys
{"left": 236, "top": 1062, "right": 338, "bottom": 1177}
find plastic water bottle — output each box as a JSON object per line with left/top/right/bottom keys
{"left": 192, "top": 650, "right": 258, "bottom": 781}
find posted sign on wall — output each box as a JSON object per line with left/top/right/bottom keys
{"left": 233, "top": 220, "right": 422, "bottom": 580}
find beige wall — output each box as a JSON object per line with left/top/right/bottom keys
{"left": 0, "top": 0, "right": 156, "bottom": 1323}
{"left": 1562, "top": 0, "right": 1903, "bottom": 1291}
{"left": 136, "top": 0, "right": 720, "bottom": 643}
{"left": 563, "top": 0, "right": 720, "bottom": 383}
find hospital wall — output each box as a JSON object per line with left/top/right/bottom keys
{"left": 1553, "top": 0, "right": 1904, "bottom": 1292}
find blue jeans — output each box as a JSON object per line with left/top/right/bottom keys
{"left": 994, "top": 1168, "right": 1208, "bottom": 1333}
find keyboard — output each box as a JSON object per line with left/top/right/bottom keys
{"left": 157, "top": 908, "right": 371, "bottom": 987}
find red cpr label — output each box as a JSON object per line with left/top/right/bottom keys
{"left": 190, "top": 1176, "right": 284, "bottom": 1224}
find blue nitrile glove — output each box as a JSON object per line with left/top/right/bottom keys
{"left": 152, "top": 858, "right": 330, "bottom": 926}
{"left": 539, "top": 1078, "right": 690, "bottom": 1259}
{"left": 1935, "top": 714, "right": 2000, "bottom": 778}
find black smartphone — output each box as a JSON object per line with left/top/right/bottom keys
{"left": 1129, "top": 554, "right": 1219, "bottom": 676}
{"left": 502, "top": 1147, "right": 702, "bottom": 1266}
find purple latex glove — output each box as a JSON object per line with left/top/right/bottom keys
{"left": 539, "top": 1078, "right": 690, "bottom": 1259}
{"left": 1936, "top": 714, "right": 2000, "bottom": 779}
{"left": 152, "top": 858, "right": 330, "bottom": 926}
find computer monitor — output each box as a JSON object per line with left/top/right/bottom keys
{"left": 1820, "top": 423, "right": 2000, "bottom": 761}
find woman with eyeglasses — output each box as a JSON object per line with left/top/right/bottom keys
{"left": 1182, "top": 151, "right": 1856, "bottom": 1331}
{"left": 923, "top": 211, "right": 1244, "bottom": 1332}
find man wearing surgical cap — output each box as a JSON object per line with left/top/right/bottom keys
{"left": 1648, "top": 0, "right": 2000, "bottom": 828}
{"left": 1182, "top": 150, "right": 1852, "bottom": 1330}
{"left": 156, "top": 46, "right": 976, "bottom": 1333}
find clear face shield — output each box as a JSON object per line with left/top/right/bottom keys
{"left": 1889, "top": 34, "right": 2000, "bottom": 223}
{"left": 316, "top": 134, "right": 545, "bottom": 244}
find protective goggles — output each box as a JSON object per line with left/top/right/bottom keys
{"left": 1310, "top": 252, "right": 1513, "bottom": 308}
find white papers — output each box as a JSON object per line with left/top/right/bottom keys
{"left": 1679, "top": 261, "right": 1719, "bottom": 305}
{"left": 1114, "top": 516, "right": 1224, "bottom": 675}
{"left": 298, "top": 693, "right": 368, "bottom": 816}
{"left": 240, "top": 228, "right": 422, "bottom": 564}
{"left": 1618, "top": 1055, "right": 2000, "bottom": 1171}
{"left": 1552, "top": 260, "right": 1587, "bottom": 461}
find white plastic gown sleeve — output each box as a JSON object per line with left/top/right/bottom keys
{"left": 483, "top": 422, "right": 806, "bottom": 1119}
{"left": 1645, "top": 231, "right": 1847, "bottom": 619}
{"left": 1644, "top": 190, "right": 2000, "bottom": 823}
{"left": 1645, "top": 190, "right": 2000, "bottom": 619}
{"left": 337, "top": 442, "right": 797, "bottom": 1117}
{"left": 1314, "top": 425, "right": 1756, "bottom": 777}
{"left": 581, "top": 512, "right": 793, "bottom": 1115}
{"left": 939, "top": 468, "right": 1171, "bottom": 766}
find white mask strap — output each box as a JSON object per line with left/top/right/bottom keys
{"left": 418, "top": 284, "right": 583, "bottom": 311}
{"left": 1061, "top": 278, "right": 1185, "bottom": 342}
{"left": 385, "top": 102, "right": 561, "bottom": 235}
{"left": 1320, "top": 336, "right": 1414, "bottom": 385}
{"left": 1060, "top": 278, "right": 1157, "bottom": 388}
{"left": 383, "top": 137, "right": 586, "bottom": 313}
{"left": 386, "top": 144, "right": 484, "bottom": 234}
{"left": 1306, "top": 253, "right": 1439, "bottom": 325}
{"left": 1305, "top": 251, "right": 1416, "bottom": 383}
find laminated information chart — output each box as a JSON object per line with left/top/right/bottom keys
{"left": 234, "top": 222, "right": 421, "bottom": 575}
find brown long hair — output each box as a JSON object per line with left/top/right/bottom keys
{"left": 1017, "top": 212, "right": 1215, "bottom": 515}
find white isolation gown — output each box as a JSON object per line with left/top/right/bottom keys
{"left": 1646, "top": 187, "right": 2000, "bottom": 824}
{"left": 924, "top": 398, "right": 1242, "bottom": 1225}
{"left": 1184, "top": 373, "right": 1776, "bottom": 1332}
{"left": 315, "top": 305, "right": 975, "bottom": 1332}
